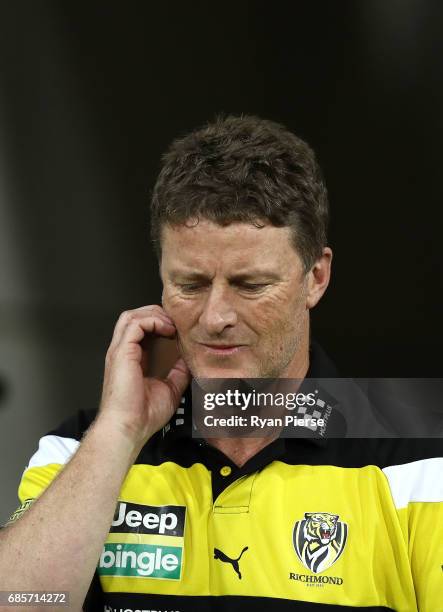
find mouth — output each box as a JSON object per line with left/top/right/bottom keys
{"left": 200, "top": 344, "right": 247, "bottom": 356}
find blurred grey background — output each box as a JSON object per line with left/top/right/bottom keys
{"left": 1, "top": 0, "right": 442, "bottom": 523}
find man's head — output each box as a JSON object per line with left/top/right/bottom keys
{"left": 150, "top": 115, "right": 332, "bottom": 378}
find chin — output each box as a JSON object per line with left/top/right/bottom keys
{"left": 193, "top": 365, "right": 257, "bottom": 380}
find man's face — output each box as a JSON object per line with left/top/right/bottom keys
{"left": 160, "top": 219, "right": 311, "bottom": 379}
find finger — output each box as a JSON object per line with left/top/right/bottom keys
{"left": 109, "top": 307, "right": 175, "bottom": 353}
{"left": 112, "top": 316, "right": 176, "bottom": 359}
{"left": 113, "top": 306, "right": 173, "bottom": 342}
{"left": 165, "top": 358, "right": 192, "bottom": 405}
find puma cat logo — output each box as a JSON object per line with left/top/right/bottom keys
{"left": 214, "top": 546, "right": 249, "bottom": 579}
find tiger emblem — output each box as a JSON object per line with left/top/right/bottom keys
{"left": 293, "top": 512, "right": 348, "bottom": 573}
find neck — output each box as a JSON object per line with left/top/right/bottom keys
{"left": 206, "top": 434, "right": 281, "bottom": 468}
{"left": 205, "top": 337, "right": 310, "bottom": 467}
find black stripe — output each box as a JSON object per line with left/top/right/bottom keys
{"left": 94, "top": 592, "right": 395, "bottom": 611}
{"left": 46, "top": 407, "right": 443, "bottom": 471}
{"left": 46, "top": 408, "right": 97, "bottom": 442}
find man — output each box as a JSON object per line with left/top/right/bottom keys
{"left": 0, "top": 115, "right": 441, "bottom": 611}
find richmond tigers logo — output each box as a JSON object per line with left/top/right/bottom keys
{"left": 293, "top": 512, "right": 348, "bottom": 574}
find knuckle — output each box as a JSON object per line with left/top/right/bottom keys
{"left": 139, "top": 304, "right": 163, "bottom": 317}
{"left": 126, "top": 344, "right": 142, "bottom": 359}
{"left": 120, "top": 310, "right": 137, "bottom": 325}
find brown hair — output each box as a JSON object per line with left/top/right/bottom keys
{"left": 150, "top": 114, "right": 329, "bottom": 273}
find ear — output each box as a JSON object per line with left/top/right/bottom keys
{"left": 305, "top": 247, "right": 333, "bottom": 310}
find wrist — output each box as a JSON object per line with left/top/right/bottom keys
{"left": 89, "top": 413, "right": 152, "bottom": 467}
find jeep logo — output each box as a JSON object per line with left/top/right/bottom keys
{"left": 110, "top": 502, "right": 186, "bottom": 537}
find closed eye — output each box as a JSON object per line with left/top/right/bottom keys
{"left": 178, "top": 283, "right": 206, "bottom": 292}
{"left": 176, "top": 282, "right": 269, "bottom": 293}
{"left": 238, "top": 283, "right": 268, "bottom": 291}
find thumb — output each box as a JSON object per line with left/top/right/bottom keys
{"left": 165, "top": 357, "right": 192, "bottom": 404}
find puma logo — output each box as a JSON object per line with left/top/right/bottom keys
{"left": 214, "top": 546, "right": 249, "bottom": 579}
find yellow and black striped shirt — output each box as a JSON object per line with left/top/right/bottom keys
{"left": 8, "top": 343, "right": 443, "bottom": 611}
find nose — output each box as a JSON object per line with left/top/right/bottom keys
{"left": 199, "top": 284, "right": 238, "bottom": 336}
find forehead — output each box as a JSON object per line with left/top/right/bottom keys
{"left": 160, "top": 219, "right": 302, "bottom": 275}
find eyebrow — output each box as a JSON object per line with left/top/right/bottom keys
{"left": 168, "top": 269, "right": 281, "bottom": 282}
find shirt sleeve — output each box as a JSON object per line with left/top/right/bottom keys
{"left": 383, "top": 456, "right": 443, "bottom": 611}
{"left": 4, "top": 409, "right": 96, "bottom": 527}
{"left": 2, "top": 409, "right": 102, "bottom": 611}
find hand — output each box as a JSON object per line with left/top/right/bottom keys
{"left": 97, "top": 305, "right": 191, "bottom": 451}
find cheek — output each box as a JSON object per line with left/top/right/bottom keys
{"left": 162, "top": 288, "right": 187, "bottom": 312}
{"left": 247, "top": 297, "right": 303, "bottom": 356}
{"left": 162, "top": 291, "right": 198, "bottom": 330}
{"left": 247, "top": 291, "right": 295, "bottom": 331}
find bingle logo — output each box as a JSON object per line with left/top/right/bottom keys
{"left": 99, "top": 543, "right": 182, "bottom": 579}
{"left": 111, "top": 502, "right": 186, "bottom": 537}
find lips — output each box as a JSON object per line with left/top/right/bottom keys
{"left": 203, "top": 344, "right": 241, "bottom": 349}
{"left": 200, "top": 344, "right": 246, "bottom": 355}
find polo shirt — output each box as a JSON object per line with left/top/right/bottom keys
{"left": 7, "top": 341, "right": 443, "bottom": 611}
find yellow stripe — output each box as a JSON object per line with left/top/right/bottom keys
{"left": 18, "top": 464, "right": 63, "bottom": 503}
{"left": 18, "top": 456, "right": 436, "bottom": 607}
{"left": 105, "top": 532, "right": 184, "bottom": 546}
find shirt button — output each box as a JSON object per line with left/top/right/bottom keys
{"left": 220, "top": 466, "right": 232, "bottom": 477}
